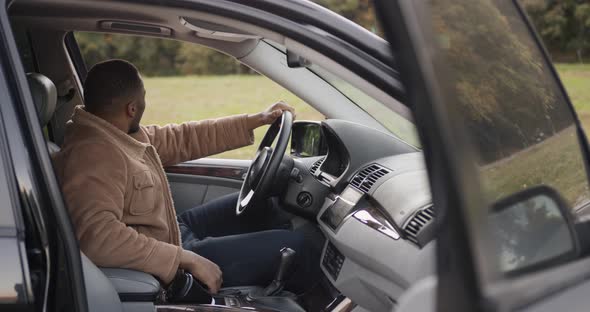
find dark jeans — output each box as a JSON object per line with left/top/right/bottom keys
{"left": 177, "top": 193, "right": 319, "bottom": 294}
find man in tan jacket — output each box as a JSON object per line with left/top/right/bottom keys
{"left": 52, "top": 59, "right": 317, "bottom": 295}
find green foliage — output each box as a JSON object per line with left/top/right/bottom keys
{"left": 74, "top": 32, "right": 247, "bottom": 76}
{"left": 432, "top": 0, "right": 568, "bottom": 162}
{"left": 175, "top": 43, "right": 252, "bottom": 75}
{"left": 311, "top": 0, "right": 381, "bottom": 34}
{"left": 522, "top": 0, "right": 590, "bottom": 62}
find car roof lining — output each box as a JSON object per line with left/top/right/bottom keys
{"left": 8, "top": 0, "right": 413, "bottom": 125}
{"left": 9, "top": 1, "right": 268, "bottom": 58}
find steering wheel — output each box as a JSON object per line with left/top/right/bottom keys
{"left": 236, "top": 111, "right": 293, "bottom": 215}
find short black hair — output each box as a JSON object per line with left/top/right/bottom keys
{"left": 84, "top": 59, "right": 143, "bottom": 114}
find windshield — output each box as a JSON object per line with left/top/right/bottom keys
{"left": 264, "top": 39, "right": 420, "bottom": 147}
{"left": 308, "top": 65, "right": 421, "bottom": 148}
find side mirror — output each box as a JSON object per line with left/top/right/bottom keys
{"left": 286, "top": 50, "right": 311, "bottom": 68}
{"left": 291, "top": 121, "right": 327, "bottom": 157}
{"left": 489, "top": 185, "right": 579, "bottom": 276}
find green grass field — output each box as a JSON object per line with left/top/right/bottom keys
{"left": 555, "top": 64, "right": 590, "bottom": 129}
{"left": 481, "top": 64, "right": 590, "bottom": 214}
{"left": 555, "top": 64, "right": 590, "bottom": 111}
{"left": 141, "top": 75, "right": 324, "bottom": 159}
{"left": 141, "top": 64, "right": 590, "bottom": 160}
{"left": 482, "top": 126, "right": 590, "bottom": 209}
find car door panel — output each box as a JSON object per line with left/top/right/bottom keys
{"left": 522, "top": 278, "right": 590, "bottom": 312}
{"left": 376, "top": 0, "right": 590, "bottom": 311}
{"left": 165, "top": 158, "right": 250, "bottom": 214}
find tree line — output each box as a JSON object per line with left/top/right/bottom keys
{"left": 431, "top": 0, "right": 575, "bottom": 164}
{"left": 522, "top": 0, "right": 590, "bottom": 63}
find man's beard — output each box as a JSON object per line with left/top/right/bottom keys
{"left": 128, "top": 113, "right": 142, "bottom": 134}
{"left": 128, "top": 123, "right": 140, "bottom": 134}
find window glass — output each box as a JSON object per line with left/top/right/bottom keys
{"left": 309, "top": 64, "right": 420, "bottom": 147}
{"left": 428, "top": 0, "right": 590, "bottom": 275}
{"left": 520, "top": 2, "right": 590, "bottom": 155}
{"left": 73, "top": 32, "right": 324, "bottom": 159}
{"left": 12, "top": 25, "right": 36, "bottom": 73}
{"left": 309, "top": 0, "right": 383, "bottom": 37}
{"left": 264, "top": 39, "right": 419, "bottom": 148}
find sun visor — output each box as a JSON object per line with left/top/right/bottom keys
{"left": 180, "top": 17, "right": 260, "bottom": 43}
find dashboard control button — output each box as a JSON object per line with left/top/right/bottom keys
{"left": 290, "top": 168, "right": 303, "bottom": 183}
{"left": 322, "top": 242, "right": 345, "bottom": 280}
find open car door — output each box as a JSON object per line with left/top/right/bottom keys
{"left": 376, "top": 0, "right": 590, "bottom": 311}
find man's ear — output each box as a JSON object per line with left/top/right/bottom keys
{"left": 125, "top": 101, "right": 137, "bottom": 118}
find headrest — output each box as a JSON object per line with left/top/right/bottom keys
{"left": 27, "top": 73, "right": 57, "bottom": 127}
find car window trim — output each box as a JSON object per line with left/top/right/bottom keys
{"left": 375, "top": 0, "right": 590, "bottom": 311}
{"left": 0, "top": 3, "right": 88, "bottom": 311}
{"left": 64, "top": 31, "right": 88, "bottom": 85}
{"left": 223, "top": 0, "right": 394, "bottom": 67}
{"left": 127, "top": 0, "right": 405, "bottom": 103}
{"left": 0, "top": 64, "right": 38, "bottom": 307}
{"left": 375, "top": 0, "right": 489, "bottom": 311}
{"left": 513, "top": 1, "right": 590, "bottom": 189}
{"left": 305, "top": 65, "right": 420, "bottom": 149}
{"left": 261, "top": 38, "right": 419, "bottom": 148}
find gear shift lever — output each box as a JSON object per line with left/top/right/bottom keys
{"left": 273, "top": 247, "right": 296, "bottom": 286}
{"left": 248, "top": 247, "right": 296, "bottom": 300}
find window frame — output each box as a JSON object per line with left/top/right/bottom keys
{"left": 66, "top": 31, "right": 331, "bottom": 160}
{"left": 64, "top": 32, "right": 88, "bottom": 84}
{"left": 375, "top": 0, "right": 590, "bottom": 310}
{"left": 264, "top": 38, "right": 420, "bottom": 148}
{"left": 1, "top": 4, "right": 88, "bottom": 311}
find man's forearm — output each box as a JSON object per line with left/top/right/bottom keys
{"left": 247, "top": 113, "right": 265, "bottom": 130}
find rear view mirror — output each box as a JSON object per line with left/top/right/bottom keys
{"left": 291, "top": 121, "right": 327, "bottom": 157}
{"left": 489, "top": 186, "right": 578, "bottom": 276}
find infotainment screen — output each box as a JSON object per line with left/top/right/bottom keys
{"left": 320, "top": 186, "right": 364, "bottom": 230}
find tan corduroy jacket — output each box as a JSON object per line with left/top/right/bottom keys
{"left": 52, "top": 106, "right": 254, "bottom": 284}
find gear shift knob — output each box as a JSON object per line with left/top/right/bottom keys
{"left": 275, "top": 247, "right": 296, "bottom": 282}
{"left": 248, "top": 247, "right": 297, "bottom": 300}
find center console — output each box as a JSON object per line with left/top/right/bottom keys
{"left": 100, "top": 248, "right": 307, "bottom": 312}
{"left": 319, "top": 186, "right": 363, "bottom": 231}
{"left": 162, "top": 282, "right": 304, "bottom": 312}
{"left": 155, "top": 287, "right": 305, "bottom": 312}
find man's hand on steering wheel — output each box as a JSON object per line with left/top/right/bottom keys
{"left": 247, "top": 101, "right": 296, "bottom": 130}
{"left": 237, "top": 105, "right": 294, "bottom": 216}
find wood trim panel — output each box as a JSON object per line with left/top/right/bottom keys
{"left": 165, "top": 164, "right": 247, "bottom": 180}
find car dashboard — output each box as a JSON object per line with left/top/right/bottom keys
{"left": 287, "top": 120, "right": 436, "bottom": 312}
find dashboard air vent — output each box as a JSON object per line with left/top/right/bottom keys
{"left": 404, "top": 206, "right": 435, "bottom": 245}
{"left": 310, "top": 157, "right": 325, "bottom": 175}
{"left": 350, "top": 164, "right": 391, "bottom": 193}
